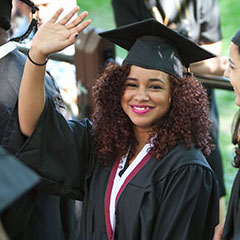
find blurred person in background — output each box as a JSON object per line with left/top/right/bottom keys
{"left": 112, "top": 0, "right": 227, "bottom": 222}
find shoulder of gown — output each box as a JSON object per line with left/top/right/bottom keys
{"left": 150, "top": 144, "right": 219, "bottom": 239}
{"left": 153, "top": 143, "right": 213, "bottom": 181}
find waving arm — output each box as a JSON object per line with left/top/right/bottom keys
{"left": 18, "top": 7, "right": 91, "bottom": 136}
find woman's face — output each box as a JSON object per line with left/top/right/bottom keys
{"left": 224, "top": 42, "right": 240, "bottom": 106}
{"left": 121, "top": 65, "right": 171, "bottom": 132}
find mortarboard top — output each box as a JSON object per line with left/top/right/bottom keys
{"left": 99, "top": 19, "right": 215, "bottom": 78}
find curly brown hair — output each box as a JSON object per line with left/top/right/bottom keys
{"left": 92, "top": 63, "right": 214, "bottom": 165}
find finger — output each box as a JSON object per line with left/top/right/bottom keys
{"left": 48, "top": 8, "right": 64, "bottom": 23}
{"left": 58, "top": 7, "right": 80, "bottom": 26}
{"left": 68, "top": 32, "right": 79, "bottom": 45}
{"left": 69, "top": 19, "right": 91, "bottom": 35}
{"left": 60, "top": 32, "right": 80, "bottom": 50}
{"left": 66, "top": 11, "right": 88, "bottom": 30}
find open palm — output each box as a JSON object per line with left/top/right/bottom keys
{"left": 32, "top": 7, "right": 91, "bottom": 57}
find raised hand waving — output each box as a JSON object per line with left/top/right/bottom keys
{"left": 31, "top": 7, "right": 91, "bottom": 59}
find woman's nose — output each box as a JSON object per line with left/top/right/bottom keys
{"left": 133, "top": 88, "right": 149, "bottom": 101}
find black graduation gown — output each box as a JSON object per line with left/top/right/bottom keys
{"left": 15, "top": 98, "right": 219, "bottom": 240}
{"left": 0, "top": 48, "right": 77, "bottom": 240}
{"left": 222, "top": 170, "right": 240, "bottom": 240}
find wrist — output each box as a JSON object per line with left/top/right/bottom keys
{"left": 29, "top": 45, "right": 48, "bottom": 64}
{"left": 27, "top": 51, "right": 49, "bottom": 66}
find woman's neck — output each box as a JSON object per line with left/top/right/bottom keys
{"left": 0, "top": 29, "right": 9, "bottom": 46}
{"left": 128, "top": 127, "right": 152, "bottom": 165}
{"left": 134, "top": 127, "right": 152, "bottom": 146}
{"left": 128, "top": 138, "right": 149, "bottom": 165}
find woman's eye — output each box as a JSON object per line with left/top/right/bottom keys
{"left": 125, "top": 83, "right": 137, "bottom": 88}
{"left": 149, "top": 85, "right": 162, "bottom": 89}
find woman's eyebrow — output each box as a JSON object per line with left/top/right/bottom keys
{"left": 149, "top": 78, "right": 165, "bottom": 84}
{"left": 126, "top": 77, "right": 166, "bottom": 84}
{"left": 126, "top": 77, "right": 137, "bottom": 81}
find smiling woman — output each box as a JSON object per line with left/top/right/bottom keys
{"left": 15, "top": 11, "right": 219, "bottom": 240}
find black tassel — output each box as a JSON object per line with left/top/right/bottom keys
{"left": 184, "top": 65, "right": 193, "bottom": 77}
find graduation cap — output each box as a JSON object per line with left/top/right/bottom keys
{"left": 99, "top": 19, "right": 215, "bottom": 78}
{"left": 0, "top": 0, "right": 38, "bottom": 31}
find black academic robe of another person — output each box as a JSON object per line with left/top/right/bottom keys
{"left": 222, "top": 170, "right": 240, "bottom": 240}
{"left": 0, "top": 47, "right": 77, "bottom": 240}
{"left": 13, "top": 98, "right": 220, "bottom": 240}
{"left": 111, "top": 0, "right": 226, "bottom": 198}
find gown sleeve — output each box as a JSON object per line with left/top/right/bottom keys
{"left": 152, "top": 164, "right": 219, "bottom": 240}
{"left": 15, "top": 97, "right": 94, "bottom": 200}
